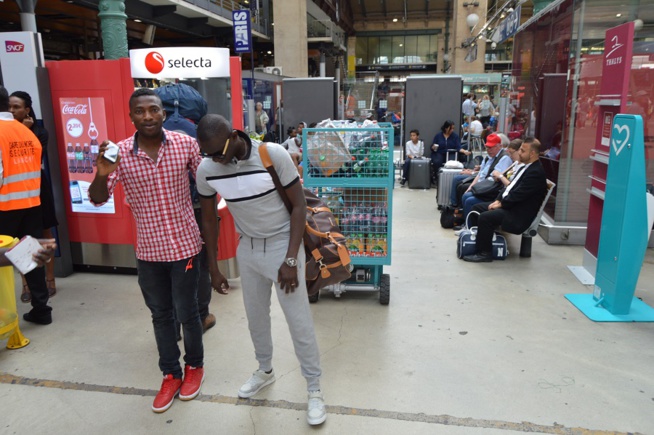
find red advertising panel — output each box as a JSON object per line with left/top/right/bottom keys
{"left": 585, "top": 22, "right": 634, "bottom": 258}
{"left": 47, "top": 58, "right": 136, "bottom": 246}
{"left": 58, "top": 97, "right": 115, "bottom": 214}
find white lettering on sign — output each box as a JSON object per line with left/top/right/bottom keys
{"left": 5, "top": 40, "right": 25, "bottom": 53}
{"left": 66, "top": 118, "right": 84, "bottom": 138}
{"left": 167, "top": 57, "right": 213, "bottom": 69}
{"left": 606, "top": 57, "right": 622, "bottom": 66}
{"left": 63, "top": 104, "right": 89, "bottom": 115}
{"left": 130, "top": 47, "right": 230, "bottom": 78}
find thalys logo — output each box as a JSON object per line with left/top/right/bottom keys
{"left": 145, "top": 51, "right": 165, "bottom": 74}
{"left": 5, "top": 41, "right": 25, "bottom": 53}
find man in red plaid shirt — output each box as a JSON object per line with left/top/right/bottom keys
{"left": 89, "top": 88, "right": 206, "bottom": 413}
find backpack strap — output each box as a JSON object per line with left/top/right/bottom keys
{"left": 259, "top": 143, "right": 293, "bottom": 213}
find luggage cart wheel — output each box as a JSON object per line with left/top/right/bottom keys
{"left": 379, "top": 274, "right": 390, "bottom": 305}
{"left": 308, "top": 290, "right": 320, "bottom": 303}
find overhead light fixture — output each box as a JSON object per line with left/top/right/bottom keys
{"left": 399, "top": 43, "right": 403, "bottom": 47}
{"left": 393, "top": 18, "right": 398, "bottom": 22}
{"left": 616, "top": 13, "right": 622, "bottom": 17}
{"left": 466, "top": 13, "right": 480, "bottom": 29}
{"left": 463, "top": 1, "right": 479, "bottom": 6}
{"left": 267, "top": 50, "right": 272, "bottom": 54}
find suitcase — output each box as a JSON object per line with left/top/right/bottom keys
{"left": 408, "top": 158, "right": 431, "bottom": 189}
{"left": 436, "top": 168, "right": 461, "bottom": 209}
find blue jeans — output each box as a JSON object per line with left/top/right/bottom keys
{"left": 137, "top": 257, "right": 203, "bottom": 378}
{"left": 462, "top": 192, "right": 485, "bottom": 225}
{"left": 450, "top": 174, "right": 470, "bottom": 206}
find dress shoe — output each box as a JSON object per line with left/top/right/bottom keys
{"left": 463, "top": 252, "right": 493, "bottom": 263}
{"left": 23, "top": 311, "right": 52, "bottom": 325}
{"left": 202, "top": 313, "right": 216, "bottom": 333}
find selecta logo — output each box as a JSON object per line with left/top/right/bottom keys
{"left": 145, "top": 51, "right": 165, "bottom": 74}
{"left": 5, "top": 40, "right": 25, "bottom": 53}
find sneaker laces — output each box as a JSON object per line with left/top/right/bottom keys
{"left": 160, "top": 374, "right": 180, "bottom": 395}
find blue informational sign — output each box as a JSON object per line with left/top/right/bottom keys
{"left": 232, "top": 10, "right": 252, "bottom": 53}
{"left": 497, "top": 5, "right": 521, "bottom": 44}
{"left": 566, "top": 114, "right": 654, "bottom": 322}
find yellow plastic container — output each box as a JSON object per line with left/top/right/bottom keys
{"left": 0, "top": 235, "right": 30, "bottom": 349}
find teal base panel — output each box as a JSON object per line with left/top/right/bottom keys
{"left": 565, "top": 293, "right": 654, "bottom": 322}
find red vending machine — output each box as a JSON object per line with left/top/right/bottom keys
{"left": 47, "top": 58, "right": 138, "bottom": 268}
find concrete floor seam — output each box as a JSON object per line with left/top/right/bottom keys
{"left": 0, "top": 372, "right": 640, "bottom": 435}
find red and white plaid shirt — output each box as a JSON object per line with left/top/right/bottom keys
{"left": 91, "top": 129, "right": 203, "bottom": 262}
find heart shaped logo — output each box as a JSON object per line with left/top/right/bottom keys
{"left": 611, "top": 124, "right": 630, "bottom": 156}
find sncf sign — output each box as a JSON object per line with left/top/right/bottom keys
{"left": 5, "top": 41, "right": 25, "bottom": 53}
{"left": 130, "top": 47, "right": 230, "bottom": 79}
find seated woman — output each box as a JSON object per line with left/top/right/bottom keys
{"left": 430, "top": 120, "right": 470, "bottom": 176}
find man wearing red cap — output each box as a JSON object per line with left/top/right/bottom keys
{"left": 454, "top": 133, "right": 512, "bottom": 231}
{"left": 463, "top": 137, "right": 547, "bottom": 262}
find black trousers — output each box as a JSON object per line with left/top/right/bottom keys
{"left": 0, "top": 206, "right": 51, "bottom": 317}
{"left": 469, "top": 202, "right": 506, "bottom": 254}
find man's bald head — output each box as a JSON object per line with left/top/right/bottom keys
{"left": 197, "top": 114, "right": 232, "bottom": 145}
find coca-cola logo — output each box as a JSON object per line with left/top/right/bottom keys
{"left": 5, "top": 40, "right": 25, "bottom": 53}
{"left": 62, "top": 104, "right": 88, "bottom": 115}
{"left": 145, "top": 51, "right": 165, "bottom": 74}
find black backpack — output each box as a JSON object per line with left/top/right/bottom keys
{"left": 440, "top": 206, "right": 464, "bottom": 229}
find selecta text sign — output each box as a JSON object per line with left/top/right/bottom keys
{"left": 129, "top": 47, "right": 230, "bottom": 79}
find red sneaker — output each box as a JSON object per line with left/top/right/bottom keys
{"left": 152, "top": 374, "right": 182, "bottom": 413}
{"left": 179, "top": 365, "right": 205, "bottom": 401}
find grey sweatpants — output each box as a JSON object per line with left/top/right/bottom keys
{"left": 237, "top": 232, "right": 322, "bottom": 391}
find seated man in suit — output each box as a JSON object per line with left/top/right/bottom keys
{"left": 462, "top": 137, "right": 547, "bottom": 263}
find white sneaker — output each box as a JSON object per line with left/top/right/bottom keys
{"left": 307, "top": 390, "right": 327, "bottom": 425}
{"left": 238, "top": 369, "right": 276, "bottom": 398}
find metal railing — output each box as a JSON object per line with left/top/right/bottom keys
{"left": 182, "top": 0, "right": 270, "bottom": 36}
{"left": 307, "top": 15, "right": 346, "bottom": 48}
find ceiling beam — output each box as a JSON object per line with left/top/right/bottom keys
{"left": 381, "top": 0, "right": 387, "bottom": 17}
{"left": 187, "top": 17, "right": 208, "bottom": 29}
{"left": 359, "top": 0, "right": 367, "bottom": 18}
{"left": 152, "top": 5, "right": 177, "bottom": 18}
{"left": 425, "top": 0, "right": 430, "bottom": 16}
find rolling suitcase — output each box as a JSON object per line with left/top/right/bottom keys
{"left": 436, "top": 168, "right": 461, "bottom": 209}
{"left": 408, "top": 158, "right": 430, "bottom": 189}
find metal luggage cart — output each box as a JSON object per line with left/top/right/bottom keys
{"left": 302, "top": 121, "right": 394, "bottom": 305}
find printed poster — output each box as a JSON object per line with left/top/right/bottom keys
{"left": 58, "top": 97, "right": 115, "bottom": 214}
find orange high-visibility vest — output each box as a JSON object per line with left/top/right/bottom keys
{"left": 0, "top": 119, "right": 42, "bottom": 211}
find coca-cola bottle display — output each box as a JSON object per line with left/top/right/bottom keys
{"left": 67, "top": 143, "right": 76, "bottom": 173}
{"left": 83, "top": 143, "right": 92, "bottom": 173}
{"left": 90, "top": 138, "right": 99, "bottom": 166}
{"left": 75, "top": 143, "right": 83, "bottom": 173}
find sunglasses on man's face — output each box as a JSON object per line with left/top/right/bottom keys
{"left": 200, "top": 137, "right": 231, "bottom": 159}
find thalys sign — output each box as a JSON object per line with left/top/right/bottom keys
{"left": 129, "top": 47, "right": 230, "bottom": 79}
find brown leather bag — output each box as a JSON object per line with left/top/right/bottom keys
{"left": 259, "top": 143, "right": 351, "bottom": 295}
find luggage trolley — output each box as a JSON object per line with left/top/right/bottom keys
{"left": 302, "top": 121, "right": 394, "bottom": 305}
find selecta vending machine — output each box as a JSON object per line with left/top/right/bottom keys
{"left": 47, "top": 50, "right": 242, "bottom": 268}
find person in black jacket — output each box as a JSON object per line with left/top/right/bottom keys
{"left": 463, "top": 137, "right": 547, "bottom": 263}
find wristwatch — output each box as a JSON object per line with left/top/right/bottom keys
{"left": 284, "top": 257, "right": 298, "bottom": 267}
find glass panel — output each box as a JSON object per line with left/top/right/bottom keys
{"left": 405, "top": 35, "right": 418, "bottom": 62}
{"left": 356, "top": 37, "right": 368, "bottom": 65}
{"left": 416, "top": 35, "right": 431, "bottom": 64}
{"left": 510, "top": 0, "right": 654, "bottom": 225}
{"left": 392, "top": 36, "right": 405, "bottom": 63}
{"left": 378, "top": 36, "right": 392, "bottom": 64}
{"left": 367, "top": 37, "right": 379, "bottom": 65}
